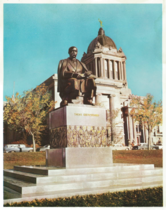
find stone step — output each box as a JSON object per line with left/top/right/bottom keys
{"left": 4, "top": 168, "right": 163, "bottom": 185}
{"left": 4, "top": 173, "right": 162, "bottom": 195}
{"left": 14, "top": 164, "right": 155, "bottom": 176}
{"left": 4, "top": 170, "right": 45, "bottom": 184}
{"left": 4, "top": 181, "right": 163, "bottom": 205}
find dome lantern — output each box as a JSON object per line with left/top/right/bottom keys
{"left": 87, "top": 28, "right": 117, "bottom": 54}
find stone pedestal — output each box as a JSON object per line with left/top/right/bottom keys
{"left": 46, "top": 147, "right": 113, "bottom": 168}
{"left": 48, "top": 104, "right": 112, "bottom": 168}
{"left": 49, "top": 104, "right": 107, "bottom": 148}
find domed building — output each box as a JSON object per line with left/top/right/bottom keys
{"left": 80, "top": 27, "right": 132, "bottom": 145}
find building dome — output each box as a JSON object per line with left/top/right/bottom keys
{"left": 87, "top": 28, "right": 117, "bottom": 53}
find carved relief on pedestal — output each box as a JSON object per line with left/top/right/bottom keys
{"left": 50, "top": 125, "right": 108, "bottom": 148}
{"left": 50, "top": 127, "right": 67, "bottom": 148}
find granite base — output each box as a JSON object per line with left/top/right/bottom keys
{"left": 46, "top": 147, "right": 113, "bottom": 168}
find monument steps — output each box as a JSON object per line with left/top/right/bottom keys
{"left": 13, "top": 164, "right": 155, "bottom": 176}
{"left": 4, "top": 164, "right": 162, "bottom": 196}
{"left": 4, "top": 164, "right": 163, "bottom": 204}
{"left": 4, "top": 167, "right": 162, "bottom": 185}
{"left": 4, "top": 180, "right": 162, "bottom": 205}
{"left": 4, "top": 173, "right": 162, "bottom": 195}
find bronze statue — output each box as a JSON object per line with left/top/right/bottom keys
{"left": 57, "top": 46, "right": 97, "bottom": 106}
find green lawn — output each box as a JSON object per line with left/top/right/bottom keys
{"left": 4, "top": 149, "right": 162, "bottom": 169}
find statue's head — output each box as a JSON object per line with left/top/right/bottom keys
{"left": 68, "top": 46, "right": 78, "bottom": 59}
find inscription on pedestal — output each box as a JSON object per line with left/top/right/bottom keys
{"left": 49, "top": 105, "right": 106, "bottom": 129}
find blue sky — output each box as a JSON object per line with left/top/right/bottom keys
{"left": 3, "top": 4, "right": 162, "bottom": 102}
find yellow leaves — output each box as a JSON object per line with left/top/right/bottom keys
{"left": 4, "top": 83, "right": 56, "bottom": 141}
{"left": 130, "top": 94, "right": 162, "bottom": 130}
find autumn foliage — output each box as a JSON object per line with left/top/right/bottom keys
{"left": 130, "top": 94, "right": 162, "bottom": 150}
{"left": 3, "top": 83, "right": 56, "bottom": 152}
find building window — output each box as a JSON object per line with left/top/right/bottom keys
{"left": 104, "top": 60, "right": 109, "bottom": 78}
{"left": 115, "top": 61, "right": 119, "bottom": 80}
{"left": 123, "top": 62, "right": 126, "bottom": 80}
{"left": 121, "top": 62, "right": 123, "bottom": 80}
{"left": 97, "top": 58, "right": 100, "bottom": 77}
{"left": 109, "top": 60, "right": 113, "bottom": 79}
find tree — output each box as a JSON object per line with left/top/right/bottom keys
{"left": 3, "top": 83, "right": 56, "bottom": 152}
{"left": 130, "top": 94, "right": 162, "bottom": 150}
{"left": 98, "top": 100, "right": 124, "bottom": 145}
{"left": 109, "top": 108, "right": 124, "bottom": 145}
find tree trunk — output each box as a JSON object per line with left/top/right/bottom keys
{"left": 31, "top": 132, "right": 36, "bottom": 152}
{"left": 148, "top": 129, "right": 152, "bottom": 150}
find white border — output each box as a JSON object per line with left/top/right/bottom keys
{"left": 1, "top": 0, "right": 165, "bottom": 208}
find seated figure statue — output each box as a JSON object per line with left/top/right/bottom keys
{"left": 57, "top": 46, "right": 97, "bottom": 107}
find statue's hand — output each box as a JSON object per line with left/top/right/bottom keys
{"left": 84, "top": 71, "right": 92, "bottom": 77}
{"left": 77, "top": 73, "right": 85, "bottom": 79}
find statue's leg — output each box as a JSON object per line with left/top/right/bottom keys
{"left": 61, "top": 78, "right": 80, "bottom": 105}
{"left": 83, "top": 78, "right": 96, "bottom": 105}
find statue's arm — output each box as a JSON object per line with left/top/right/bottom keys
{"left": 80, "top": 61, "right": 97, "bottom": 79}
{"left": 59, "top": 60, "right": 72, "bottom": 79}
{"left": 61, "top": 60, "right": 79, "bottom": 79}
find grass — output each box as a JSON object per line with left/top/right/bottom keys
{"left": 113, "top": 150, "right": 163, "bottom": 167}
{"left": 3, "top": 152, "right": 46, "bottom": 169}
{"left": 4, "top": 187, "right": 163, "bottom": 207}
{"left": 4, "top": 149, "right": 163, "bottom": 169}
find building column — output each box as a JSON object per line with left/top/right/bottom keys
{"left": 127, "top": 111, "right": 131, "bottom": 143}
{"left": 132, "top": 117, "right": 137, "bottom": 144}
{"left": 100, "top": 57, "right": 104, "bottom": 78}
{"left": 124, "top": 61, "right": 127, "bottom": 81}
{"left": 113, "top": 60, "right": 116, "bottom": 80}
{"left": 95, "top": 93, "right": 102, "bottom": 106}
{"left": 53, "top": 74, "right": 61, "bottom": 108}
{"left": 121, "top": 61, "right": 124, "bottom": 80}
{"left": 108, "top": 94, "right": 116, "bottom": 142}
{"left": 120, "top": 62, "right": 122, "bottom": 80}
{"left": 103, "top": 59, "right": 106, "bottom": 78}
{"left": 108, "top": 60, "right": 111, "bottom": 79}
{"left": 118, "top": 61, "right": 121, "bottom": 80}
{"left": 129, "top": 114, "right": 133, "bottom": 141}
